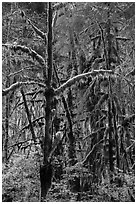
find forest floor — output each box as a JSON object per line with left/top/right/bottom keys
{"left": 2, "top": 153, "right": 135, "bottom": 202}
{"left": 46, "top": 177, "right": 135, "bottom": 202}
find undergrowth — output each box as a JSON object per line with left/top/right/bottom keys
{"left": 2, "top": 153, "right": 135, "bottom": 202}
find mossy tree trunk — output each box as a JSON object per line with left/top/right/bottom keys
{"left": 40, "top": 3, "right": 53, "bottom": 201}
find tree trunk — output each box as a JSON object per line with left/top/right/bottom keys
{"left": 4, "top": 80, "right": 10, "bottom": 163}
{"left": 62, "top": 96, "right": 77, "bottom": 165}
{"left": 108, "top": 98, "right": 114, "bottom": 182}
{"left": 40, "top": 162, "right": 53, "bottom": 201}
{"left": 4, "top": 52, "right": 11, "bottom": 163}
{"left": 40, "top": 2, "right": 53, "bottom": 201}
{"left": 3, "top": 12, "right": 12, "bottom": 163}
{"left": 53, "top": 61, "right": 77, "bottom": 166}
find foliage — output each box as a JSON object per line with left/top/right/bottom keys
{"left": 3, "top": 152, "right": 134, "bottom": 202}
{"left": 2, "top": 152, "right": 40, "bottom": 202}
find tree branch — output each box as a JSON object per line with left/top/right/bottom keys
{"left": 21, "top": 116, "right": 45, "bottom": 131}
{"left": 82, "top": 139, "right": 104, "bottom": 164}
{"left": 8, "top": 65, "right": 40, "bottom": 77}
{"left": 8, "top": 139, "right": 32, "bottom": 149}
{"left": 2, "top": 81, "right": 46, "bottom": 96}
{"left": 20, "top": 10, "right": 46, "bottom": 40}
{"left": 3, "top": 44, "right": 45, "bottom": 66}
{"left": 116, "top": 37, "right": 131, "bottom": 41}
{"left": 89, "top": 34, "right": 101, "bottom": 41}
{"left": 27, "top": 18, "right": 46, "bottom": 40}
{"left": 55, "top": 69, "right": 113, "bottom": 95}
{"left": 20, "top": 88, "right": 37, "bottom": 143}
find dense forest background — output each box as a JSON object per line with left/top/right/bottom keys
{"left": 2, "top": 2, "right": 135, "bottom": 202}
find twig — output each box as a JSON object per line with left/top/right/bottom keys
{"left": 8, "top": 139, "right": 32, "bottom": 148}
{"left": 21, "top": 116, "right": 45, "bottom": 131}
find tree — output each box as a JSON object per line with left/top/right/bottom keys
{"left": 2, "top": 2, "right": 134, "bottom": 202}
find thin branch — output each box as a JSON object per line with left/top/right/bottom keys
{"left": 126, "top": 69, "right": 135, "bottom": 77}
{"left": 8, "top": 69, "right": 24, "bottom": 77}
{"left": 32, "top": 116, "right": 45, "bottom": 124}
{"left": 8, "top": 65, "right": 40, "bottom": 77}
{"left": 79, "top": 23, "right": 94, "bottom": 35}
{"left": 27, "top": 18, "right": 46, "bottom": 40}
{"left": 116, "top": 37, "right": 131, "bottom": 41}
{"left": 8, "top": 139, "right": 32, "bottom": 149}
{"left": 83, "top": 127, "right": 106, "bottom": 140}
{"left": 21, "top": 116, "right": 45, "bottom": 131}
{"left": 89, "top": 34, "right": 101, "bottom": 41}
{"left": 10, "top": 116, "right": 44, "bottom": 134}
{"left": 32, "top": 90, "right": 44, "bottom": 99}
{"left": 20, "top": 10, "right": 46, "bottom": 40}
{"left": 20, "top": 88, "right": 36, "bottom": 143}
{"left": 7, "top": 148, "right": 15, "bottom": 161}
{"left": 82, "top": 139, "right": 104, "bottom": 164}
